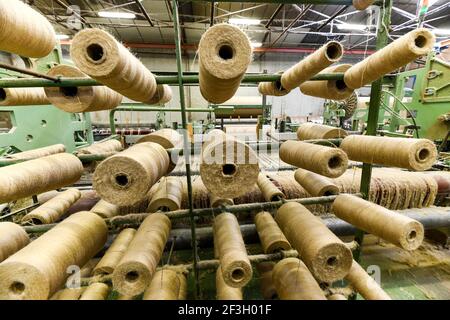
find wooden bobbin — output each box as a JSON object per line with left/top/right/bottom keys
{"left": 254, "top": 212, "right": 291, "bottom": 254}
{"left": 279, "top": 140, "right": 348, "bottom": 178}
{"left": 345, "top": 260, "right": 391, "bottom": 300}
{"left": 90, "top": 200, "right": 120, "bottom": 219}
{"left": 256, "top": 262, "right": 277, "bottom": 300}
{"left": 4, "top": 144, "right": 66, "bottom": 161}
{"left": 112, "top": 213, "right": 171, "bottom": 297}
{"left": 0, "top": 0, "right": 56, "bottom": 58}
{"left": 258, "top": 72, "right": 290, "bottom": 97}
{"left": 213, "top": 213, "right": 253, "bottom": 288}
{"left": 272, "top": 258, "right": 327, "bottom": 300}
{"left": 22, "top": 188, "right": 81, "bottom": 225}
{"left": 142, "top": 269, "right": 181, "bottom": 300}
{"left": 299, "top": 64, "right": 353, "bottom": 100}
{"left": 93, "top": 142, "right": 170, "bottom": 206}
{"left": 281, "top": 41, "right": 343, "bottom": 91}
{"left": 332, "top": 194, "right": 424, "bottom": 250}
{"left": 296, "top": 122, "right": 348, "bottom": 140}
{"left": 275, "top": 202, "right": 353, "bottom": 283}
{"left": 0, "top": 211, "right": 107, "bottom": 300}
{"left": 148, "top": 85, "right": 173, "bottom": 105}
{"left": 45, "top": 65, "right": 123, "bottom": 113}
{"left": 200, "top": 129, "right": 259, "bottom": 199}
{"left": 0, "top": 223, "right": 30, "bottom": 263}
{"left": 77, "top": 140, "right": 123, "bottom": 156}
{"left": 79, "top": 283, "right": 110, "bottom": 300}
{"left": 340, "top": 135, "right": 437, "bottom": 171}
{"left": 216, "top": 266, "right": 243, "bottom": 300}
{"left": 0, "top": 153, "right": 84, "bottom": 204}
{"left": 147, "top": 177, "right": 184, "bottom": 212}
{"left": 0, "top": 88, "right": 49, "bottom": 106}
{"left": 257, "top": 173, "right": 285, "bottom": 202}
{"left": 198, "top": 24, "right": 252, "bottom": 104}
{"left": 294, "top": 168, "right": 339, "bottom": 197}
{"left": 93, "top": 228, "right": 136, "bottom": 276}
{"left": 71, "top": 28, "right": 157, "bottom": 103}
{"left": 344, "top": 29, "right": 435, "bottom": 89}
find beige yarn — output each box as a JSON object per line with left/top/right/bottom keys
{"left": 90, "top": 200, "right": 120, "bottom": 219}
{"left": 299, "top": 64, "right": 353, "bottom": 100}
{"left": 345, "top": 260, "right": 391, "bottom": 300}
{"left": 0, "top": 223, "right": 30, "bottom": 263}
{"left": 147, "top": 85, "right": 173, "bottom": 105}
{"left": 281, "top": 41, "right": 343, "bottom": 90}
{"left": 332, "top": 194, "right": 424, "bottom": 250}
{"left": 0, "top": 153, "right": 83, "bottom": 204}
{"left": 0, "top": 88, "right": 49, "bottom": 106}
{"left": 272, "top": 258, "right": 327, "bottom": 300}
{"left": 77, "top": 140, "right": 123, "bottom": 155}
{"left": 0, "top": 211, "right": 107, "bottom": 300}
{"left": 340, "top": 135, "right": 437, "bottom": 171}
{"left": 93, "top": 142, "right": 169, "bottom": 206}
{"left": 0, "top": 0, "right": 56, "bottom": 58}
{"left": 79, "top": 282, "right": 110, "bottom": 300}
{"left": 258, "top": 72, "right": 290, "bottom": 97}
{"left": 71, "top": 28, "right": 157, "bottom": 103}
{"left": 216, "top": 266, "right": 243, "bottom": 300}
{"left": 352, "top": 0, "right": 375, "bottom": 10}
{"left": 257, "top": 173, "right": 285, "bottom": 202}
{"left": 112, "top": 213, "right": 171, "bottom": 297}
{"left": 280, "top": 140, "right": 348, "bottom": 178}
{"left": 294, "top": 168, "right": 339, "bottom": 197}
{"left": 275, "top": 202, "right": 352, "bottom": 283}
{"left": 214, "top": 213, "right": 252, "bottom": 288}
{"left": 297, "top": 123, "right": 348, "bottom": 140}
{"left": 4, "top": 144, "right": 65, "bottom": 161}
{"left": 328, "top": 294, "right": 347, "bottom": 300}
{"left": 198, "top": 24, "right": 252, "bottom": 104}
{"left": 254, "top": 212, "right": 291, "bottom": 254}
{"left": 22, "top": 188, "right": 81, "bottom": 225}
{"left": 200, "top": 129, "right": 259, "bottom": 198}
{"left": 50, "top": 287, "right": 85, "bottom": 300}
{"left": 178, "top": 273, "right": 188, "bottom": 300}
{"left": 142, "top": 269, "right": 180, "bottom": 300}
{"left": 147, "top": 177, "right": 183, "bottom": 212}
{"left": 45, "top": 65, "right": 123, "bottom": 113}
{"left": 256, "top": 262, "right": 277, "bottom": 300}
{"left": 94, "top": 228, "right": 136, "bottom": 276}
{"left": 344, "top": 29, "right": 435, "bottom": 89}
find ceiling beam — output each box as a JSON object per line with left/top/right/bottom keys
{"left": 134, "top": 0, "right": 154, "bottom": 27}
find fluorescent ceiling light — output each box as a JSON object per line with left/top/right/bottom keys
{"left": 433, "top": 28, "right": 450, "bottom": 36}
{"left": 336, "top": 23, "right": 367, "bottom": 31}
{"left": 56, "top": 34, "right": 70, "bottom": 40}
{"left": 229, "top": 18, "right": 260, "bottom": 25}
{"left": 251, "top": 42, "right": 262, "bottom": 48}
{"left": 98, "top": 11, "right": 136, "bottom": 19}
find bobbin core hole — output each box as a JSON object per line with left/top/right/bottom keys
{"left": 417, "top": 148, "right": 430, "bottom": 162}
{"left": 222, "top": 164, "right": 237, "bottom": 177}
{"left": 335, "top": 80, "right": 347, "bottom": 91}
{"left": 115, "top": 174, "right": 130, "bottom": 187}
{"left": 328, "top": 156, "right": 342, "bottom": 169}
{"left": 327, "top": 256, "right": 338, "bottom": 266}
{"left": 326, "top": 43, "right": 342, "bottom": 60}
{"left": 125, "top": 271, "right": 139, "bottom": 282}
{"left": 218, "top": 45, "right": 234, "bottom": 60}
{"left": 408, "top": 230, "right": 417, "bottom": 240}
{"left": 0, "top": 89, "right": 6, "bottom": 102}
{"left": 231, "top": 268, "right": 245, "bottom": 282}
{"left": 31, "top": 218, "right": 43, "bottom": 225}
{"left": 414, "top": 35, "right": 427, "bottom": 48}
{"left": 10, "top": 281, "right": 25, "bottom": 295}
{"left": 87, "top": 44, "right": 105, "bottom": 62}
{"left": 59, "top": 86, "right": 78, "bottom": 98}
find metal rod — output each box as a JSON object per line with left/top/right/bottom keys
{"left": 210, "top": 1, "right": 215, "bottom": 27}
{"left": 316, "top": 6, "right": 348, "bottom": 31}
{"left": 265, "top": 4, "right": 284, "bottom": 28}
{"left": 0, "top": 63, "right": 59, "bottom": 82}
{"left": 134, "top": 0, "right": 154, "bottom": 27}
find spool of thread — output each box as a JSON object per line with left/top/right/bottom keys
{"left": 198, "top": 24, "right": 252, "bottom": 104}
{"left": 112, "top": 213, "right": 171, "bottom": 297}
{"left": 279, "top": 140, "right": 348, "bottom": 178}
{"left": 258, "top": 72, "right": 290, "bottom": 97}
{"left": 0, "top": 153, "right": 83, "bottom": 204}
{"left": 281, "top": 41, "right": 343, "bottom": 91}
{"left": 45, "top": 65, "right": 123, "bottom": 113}
{"left": 210, "top": 194, "right": 234, "bottom": 208}
{"left": 345, "top": 260, "right": 391, "bottom": 300}
{"left": 71, "top": 28, "right": 157, "bottom": 103}
{"left": 254, "top": 212, "right": 291, "bottom": 254}
{"left": 216, "top": 266, "right": 243, "bottom": 300}
{"left": 147, "top": 85, "right": 173, "bottom": 105}
{"left": 340, "top": 135, "right": 437, "bottom": 171}
{"left": 214, "top": 212, "right": 252, "bottom": 288}
{"left": 200, "top": 130, "right": 259, "bottom": 198}
{"left": 332, "top": 194, "right": 424, "bottom": 250}
{"left": 93, "top": 142, "right": 170, "bottom": 206}
{"left": 0, "top": 88, "right": 49, "bottom": 106}
{"left": 256, "top": 262, "right": 277, "bottom": 300}
{"left": 147, "top": 177, "right": 183, "bottom": 212}
{"left": 257, "top": 173, "right": 285, "bottom": 202}
{"left": 0, "top": 0, "right": 56, "bottom": 58}
{"left": 352, "top": 0, "right": 375, "bottom": 10}
{"left": 328, "top": 294, "right": 347, "bottom": 300}
{"left": 272, "top": 258, "right": 327, "bottom": 300}
{"left": 294, "top": 168, "right": 339, "bottom": 197}
{"left": 94, "top": 228, "right": 136, "bottom": 276}
{"left": 4, "top": 144, "right": 66, "bottom": 161}
{"left": 0, "top": 223, "right": 30, "bottom": 263}
{"left": 0, "top": 211, "right": 107, "bottom": 300}
{"left": 344, "top": 29, "right": 435, "bottom": 89}
{"left": 90, "top": 200, "right": 120, "bottom": 219}
{"left": 297, "top": 123, "right": 348, "bottom": 140}
{"left": 77, "top": 140, "right": 123, "bottom": 156}
{"left": 299, "top": 64, "right": 353, "bottom": 100}
{"left": 21, "top": 188, "right": 81, "bottom": 225}
{"left": 275, "top": 202, "right": 352, "bottom": 283}
{"left": 178, "top": 273, "right": 188, "bottom": 300}
{"left": 142, "top": 269, "right": 180, "bottom": 300}
{"left": 50, "top": 287, "right": 85, "bottom": 300}
{"left": 79, "top": 283, "right": 110, "bottom": 300}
